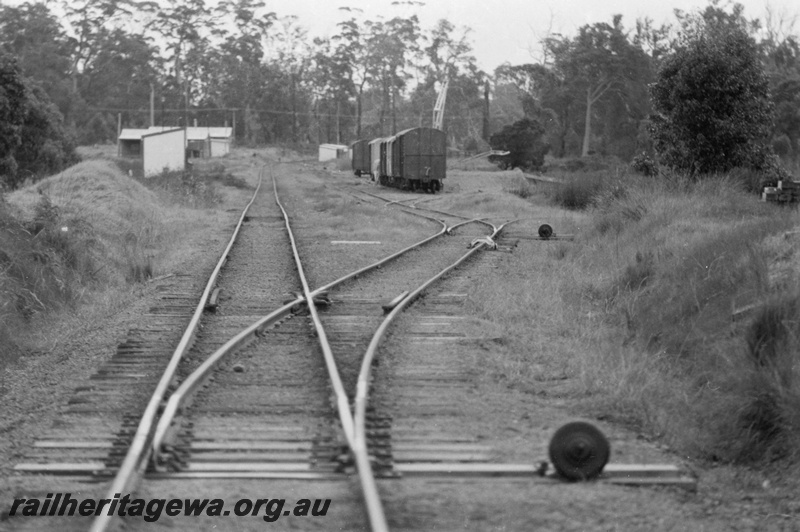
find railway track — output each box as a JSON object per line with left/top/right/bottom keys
{"left": 8, "top": 161, "right": 695, "bottom": 532}
{"left": 142, "top": 171, "right": 508, "bottom": 531}
{"left": 8, "top": 163, "right": 513, "bottom": 531}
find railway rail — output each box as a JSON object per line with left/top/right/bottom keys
{"left": 143, "top": 171, "right": 505, "bottom": 532}
{"left": 9, "top": 161, "right": 694, "bottom": 532}
{"left": 10, "top": 162, "right": 508, "bottom": 531}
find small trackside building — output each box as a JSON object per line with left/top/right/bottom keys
{"left": 117, "top": 128, "right": 150, "bottom": 157}
{"left": 186, "top": 129, "right": 211, "bottom": 159}
{"left": 206, "top": 127, "right": 233, "bottom": 157}
{"left": 118, "top": 126, "right": 233, "bottom": 160}
{"left": 318, "top": 143, "right": 349, "bottom": 162}
{"left": 143, "top": 128, "right": 185, "bottom": 177}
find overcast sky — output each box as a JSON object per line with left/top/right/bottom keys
{"left": 3, "top": 0, "right": 796, "bottom": 72}
{"left": 274, "top": 0, "right": 799, "bottom": 71}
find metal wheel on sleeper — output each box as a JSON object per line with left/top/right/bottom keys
{"left": 548, "top": 421, "right": 610, "bottom": 481}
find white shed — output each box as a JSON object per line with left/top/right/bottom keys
{"left": 117, "top": 128, "right": 150, "bottom": 157}
{"left": 205, "top": 127, "right": 233, "bottom": 157}
{"left": 319, "top": 143, "right": 349, "bottom": 162}
{"left": 143, "top": 128, "right": 185, "bottom": 177}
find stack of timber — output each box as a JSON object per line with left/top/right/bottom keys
{"left": 762, "top": 179, "right": 800, "bottom": 203}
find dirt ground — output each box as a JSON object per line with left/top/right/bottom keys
{"left": 1, "top": 150, "right": 799, "bottom": 531}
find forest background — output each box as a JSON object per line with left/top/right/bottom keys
{"left": 0, "top": 0, "right": 799, "bottom": 187}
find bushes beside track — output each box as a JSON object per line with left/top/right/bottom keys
{"left": 0, "top": 157, "right": 243, "bottom": 371}
{"left": 478, "top": 170, "right": 800, "bottom": 465}
{"left": 580, "top": 175, "right": 800, "bottom": 463}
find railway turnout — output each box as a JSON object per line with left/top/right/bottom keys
{"left": 8, "top": 162, "right": 695, "bottom": 532}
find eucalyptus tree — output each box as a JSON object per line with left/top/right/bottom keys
{"left": 367, "top": 15, "right": 421, "bottom": 135}
{"left": 267, "top": 16, "right": 313, "bottom": 143}
{"left": 554, "top": 15, "right": 650, "bottom": 156}
{"left": 311, "top": 37, "right": 354, "bottom": 143}
{"left": 417, "top": 19, "right": 481, "bottom": 142}
{"left": 332, "top": 8, "right": 374, "bottom": 138}
{"left": 495, "top": 62, "right": 572, "bottom": 156}
{"left": 204, "top": 0, "right": 275, "bottom": 141}
{"left": 79, "top": 29, "right": 162, "bottom": 140}
{"left": 149, "top": 0, "right": 213, "bottom": 124}
{"left": 60, "top": 0, "right": 153, "bottom": 97}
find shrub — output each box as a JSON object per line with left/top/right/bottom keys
{"left": 489, "top": 118, "right": 550, "bottom": 171}
{"left": 548, "top": 174, "right": 607, "bottom": 209}
{"left": 649, "top": 25, "right": 775, "bottom": 175}
{"left": 631, "top": 153, "right": 658, "bottom": 176}
{"left": 504, "top": 177, "right": 535, "bottom": 199}
{"left": 728, "top": 167, "right": 773, "bottom": 194}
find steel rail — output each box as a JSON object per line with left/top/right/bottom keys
{"left": 354, "top": 188, "right": 490, "bottom": 225}
{"left": 266, "top": 175, "right": 495, "bottom": 453}
{"left": 91, "top": 160, "right": 497, "bottom": 531}
{"left": 150, "top": 178, "right": 456, "bottom": 466}
{"left": 352, "top": 220, "right": 511, "bottom": 532}
{"left": 345, "top": 187, "right": 498, "bottom": 234}
{"left": 88, "top": 169, "right": 265, "bottom": 532}
{"left": 272, "top": 173, "right": 357, "bottom": 448}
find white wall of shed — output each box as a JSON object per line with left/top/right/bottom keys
{"left": 210, "top": 138, "right": 231, "bottom": 157}
{"left": 144, "top": 129, "right": 185, "bottom": 177}
{"left": 319, "top": 145, "right": 338, "bottom": 161}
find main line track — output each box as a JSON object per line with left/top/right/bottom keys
{"left": 143, "top": 170, "right": 507, "bottom": 531}
{"left": 10, "top": 163, "right": 509, "bottom": 532}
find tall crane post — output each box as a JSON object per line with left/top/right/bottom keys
{"left": 432, "top": 77, "right": 449, "bottom": 131}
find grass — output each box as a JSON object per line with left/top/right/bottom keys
{"left": 8, "top": 160, "right": 167, "bottom": 285}
{"left": 0, "top": 153, "right": 244, "bottom": 372}
{"left": 470, "top": 169, "right": 800, "bottom": 467}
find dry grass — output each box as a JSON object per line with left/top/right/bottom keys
{"left": 1, "top": 158, "right": 231, "bottom": 371}
{"left": 469, "top": 171, "right": 800, "bottom": 466}
{"left": 8, "top": 160, "right": 167, "bottom": 285}
{"left": 288, "top": 174, "right": 434, "bottom": 241}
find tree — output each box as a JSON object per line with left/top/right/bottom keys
{"left": 556, "top": 16, "right": 651, "bottom": 157}
{"left": 0, "top": 54, "right": 28, "bottom": 180}
{"left": 311, "top": 37, "right": 354, "bottom": 144}
{"left": 495, "top": 62, "right": 574, "bottom": 157}
{"left": 79, "top": 29, "right": 161, "bottom": 142}
{"left": 0, "top": 53, "right": 77, "bottom": 189}
{"left": 649, "top": 25, "right": 774, "bottom": 174}
{"left": 0, "top": 2, "right": 73, "bottom": 118}
{"left": 488, "top": 118, "right": 548, "bottom": 170}
{"left": 203, "top": 0, "right": 275, "bottom": 143}
{"left": 333, "top": 9, "right": 374, "bottom": 139}
{"left": 496, "top": 17, "right": 652, "bottom": 160}
{"left": 368, "top": 15, "right": 421, "bottom": 135}
{"left": 268, "top": 16, "right": 312, "bottom": 143}
{"left": 150, "top": 0, "right": 213, "bottom": 126}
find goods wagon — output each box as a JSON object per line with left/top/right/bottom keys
{"left": 377, "top": 127, "right": 446, "bottom": 192}
{"left": 351, "top": 139, "right": 371, "bottom": 176}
